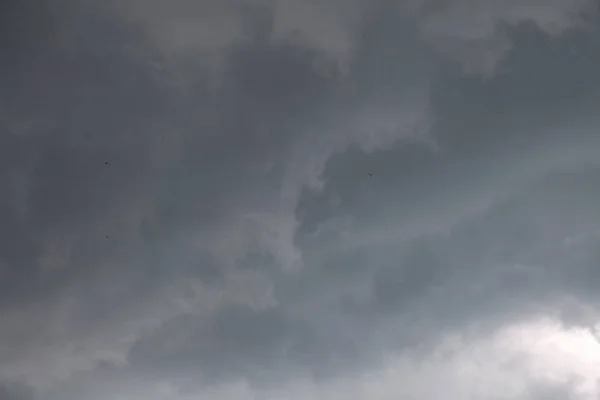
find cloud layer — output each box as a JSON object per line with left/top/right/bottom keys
{"left": 1, "top": 0, "right": 600, "bottom": 399}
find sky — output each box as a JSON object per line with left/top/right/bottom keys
{"left": 1, "top": 0, "right": 600, "bottom": 399}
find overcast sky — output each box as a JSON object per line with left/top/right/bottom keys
{"left": 2, "top": 0, "right": 600, "bottom": 399}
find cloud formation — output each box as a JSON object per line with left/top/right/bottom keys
{"left": 1, "top": 0, "right": 600, "bottom": 399}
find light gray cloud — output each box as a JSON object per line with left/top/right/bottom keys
{"left": 2, "top": 0, "right": 600, "bottom": 399}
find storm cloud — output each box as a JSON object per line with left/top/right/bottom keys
{"left": 1, "top": 0, "right": 600, "bottom": 399}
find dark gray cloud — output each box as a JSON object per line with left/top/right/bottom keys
{"left": 0, "top": 382, "right": 34, "bottom": 400}
{"left": 2, "top": 0, "right": 600, "bottom": 399}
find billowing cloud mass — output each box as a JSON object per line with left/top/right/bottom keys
{"left": 1, "top": 0, "right": 600, "bottom": 399}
